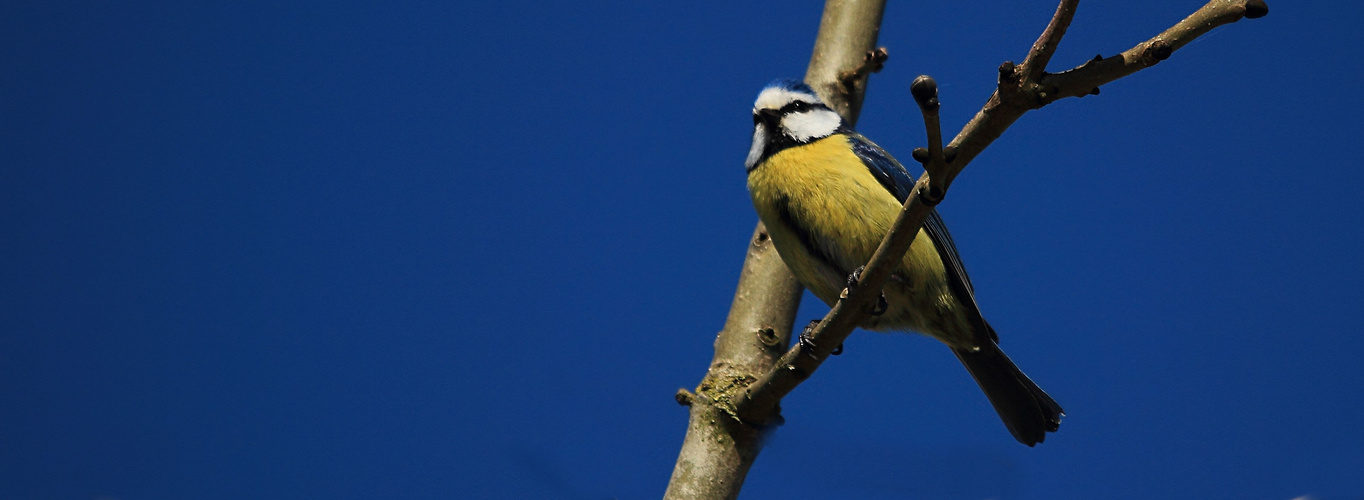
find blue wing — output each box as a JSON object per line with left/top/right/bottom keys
{"left": 846, "top": 132, "right": 996, "bottom": 341}
{"left": 847, "top": 132, "right": 916, "bottom": 203}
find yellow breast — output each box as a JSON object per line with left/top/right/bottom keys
{"left": 748, "top": 135, "right": 898, "bottom": 259}
{"left": 747, "top": 134, "right": 916, "bottom": 272}
{"left": 747, "top": 134, "right": 967, "bottom": 341}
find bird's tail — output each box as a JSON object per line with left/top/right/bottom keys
{"left": 951, "top": 342, "right": 1063, "bottom": 446}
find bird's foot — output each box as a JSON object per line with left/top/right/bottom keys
{"left": 846, "top": 266, "right": 864, "bottom": 290}
{"left": 870, "top": 294, "right": 888, "bottom": 316}
{"left": 796, "top": 320, "right": 820, "bottom": 355}
{"left": 797, "top": 319, "right": 843, "bottom": 357}
{"left": 845, "top": 266, "right": 889, "bottom": 316}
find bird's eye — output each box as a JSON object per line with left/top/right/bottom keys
{"left": 789, "top": 101, "right": 810, "bottom": 112}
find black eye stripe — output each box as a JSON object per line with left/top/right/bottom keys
{"left": 752, "top": 100, "right": 827, "bottom": 123}
{"left": 779, "top": 100, "right": 817, "bottom": 114}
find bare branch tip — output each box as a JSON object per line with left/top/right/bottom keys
{"left": 910, "top": 75, "right": 940, "bottom": 112}
{"left": 1243, "top": 0, "right": 1269, "bottom": 19}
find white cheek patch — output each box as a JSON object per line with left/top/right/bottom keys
{"left": 745, "top": 125, "right": 767, "bottom": 169}
{"left": 781, "top": 109, "right": 841, "bottom": 142}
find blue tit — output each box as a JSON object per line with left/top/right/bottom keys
{"left": 744, "top": 79, "right": 1063, "bottom": 446}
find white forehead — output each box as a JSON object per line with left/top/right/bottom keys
{"left": 754, "top": 87, "right": 820, "bottom": 110}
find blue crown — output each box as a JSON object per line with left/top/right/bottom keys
{"left": 763, "top": 79, "right": 816, "bottom": 96}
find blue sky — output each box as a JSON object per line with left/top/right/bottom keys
{"left": 1, "top": 1, "right": 1360, "bottom": 499}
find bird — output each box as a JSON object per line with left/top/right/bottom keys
{"left": 743, "top": 79, "right": 1063, "bottom": 446}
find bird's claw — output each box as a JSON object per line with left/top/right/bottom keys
{"left": 847, "top": 266, "right": 865, "bottom": 290}
{"left": 870, "top": 294, "right": 888, "bottom": 316}
{"left": 797, "top": 319, "right": 821, "bottom": 358}
{"left": 797, "top": 319, "right": 844, "bottom": 357}
{"left": 846, "top": 266, "right": 889, "bottom": 316}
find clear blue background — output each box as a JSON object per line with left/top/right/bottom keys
{"left": 1, "top": 1, "right": 1358, "bottom": 499}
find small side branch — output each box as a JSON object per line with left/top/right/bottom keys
{"left": 909, "top": 76, "right": 949, "bottom": 196}
{"left": 1020, "top": 0, "right": 1080, "bottom": 83}
{"left": 805, "top": 0, "right": 890, "bottom": 123}
{"left": 945, "top": 0, "right": 1269, "bottom": 182}
{"left": 839, "top": 47, "right": 890, "bottom": 103}
{"left": 1038, "top": 0, "right": 1268, "bottom": 105}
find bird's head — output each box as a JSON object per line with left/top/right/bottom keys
{"left": 745, "top": 79, "right": 845, "bottom": 169}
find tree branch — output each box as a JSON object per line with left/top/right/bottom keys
{"left": 1020, "top": 0, "right": 1081, "bottom": 84}
{"left": 945, "top": 0, "right": 1269, "bottom": 184}
{"left": 731, "top": 0, "right": 1267, "bottom": 431}
{"left": 663, "top": 1, "right": 887, "bottom": 498}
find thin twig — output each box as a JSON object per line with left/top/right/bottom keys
{"left": 839, "top": 47, "right": 890, "bottom": 101}
{"left": 910, "top": 76, "right": 948, "bottom": 193}
{"left": 945, "top": 0, "right": 1269, "bottom": 184}
{"left": 1020, "top": 0, "right": 1081, "bottom": 84}
{"left": 1036, "top": 0, "right": 1267, "bottom": 105}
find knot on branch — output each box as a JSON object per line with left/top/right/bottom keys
{"left": 756, "top": 327, "right": 782, "bottom": 347}
{"left": 675, "top": 388, "right": 695, "bottom": 406}
{"left": 917, "top": 184, "right": 944, "bottom": 206}
{"left": 998, "top": 61, "right": 1020, "bottom": 87}
{"left": 862, "top": 47, "right": 889, "bottom": 72}
{"left": 911, "top": 147, "right": 958, "bottom": 166}
{"left": 752, "top": 229, "right": 770, "bottom": 246}
{"left": 996, "top": 61, "right": 1039, "bottom": 106}
{"left": 1143, "top": 39, "right": 1173, "bottom": 65}
{"left": 1033, "top": 84, "right": 1062, "bottom": 106}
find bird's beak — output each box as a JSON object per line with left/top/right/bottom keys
{"left": 755, "top": 108, "right": 781, "bottom": 128}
